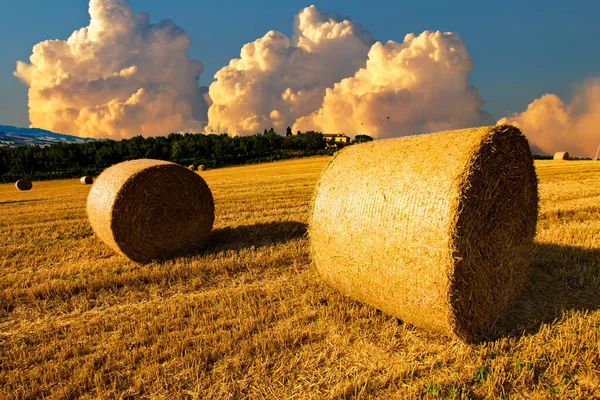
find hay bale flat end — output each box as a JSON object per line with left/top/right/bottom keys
{"left": 15, "top": 178, "right": 32, "bottom": 191}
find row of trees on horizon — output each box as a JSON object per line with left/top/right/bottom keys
{"left": 0, "top": 129, "right": 374, "bottom": 183}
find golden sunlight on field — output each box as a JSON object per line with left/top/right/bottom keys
{"left": 1, "top": 157, "right": 599, "bottom": 398}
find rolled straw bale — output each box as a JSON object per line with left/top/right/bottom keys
{"left": 553, "top": 151, "right": 569, "bottom": 160}
{"left": 188, "top": 164, "right": 197, "bottom": 171}
{"left": 310, "top": 125, "right": 538, "bottom": 342}
{"left": 80, "top": 176, "right": 94, "bottom": 185}
{"left": 15, "top": 178, "right": 32, "bottom": 191}
{"left": 87, "top": 159, "right": 214, "bottom": 263}
{"left": 198, "top": 165, "right": 206, "bottom": 172}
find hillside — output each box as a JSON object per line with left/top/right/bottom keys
{"left": 1, "top": 158, "right": 599, "bottom": 398}
{"left": 0, "top": 125, "right": 97, "bottom": 147}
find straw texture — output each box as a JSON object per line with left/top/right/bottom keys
{"left": 553, "top": 152, "right": 569, "bottom": 160}
{"left": 87, "top": 159, "right": 214, "bottom": 263}
{"left": 15, "top": 178, "right": 32, "bottom": 191}
{"left": 310, "top": 125, "right": 538, "bottom": 342}
{"left": 80, "top": 176, "right": 94, "bottom": 185}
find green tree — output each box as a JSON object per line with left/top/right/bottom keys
{"left": 353, "top": 134, "right": 373, "bottom": 144}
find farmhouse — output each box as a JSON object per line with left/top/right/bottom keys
{"left": 323, "top": 133, "right": 350, "bottom": 143}
{"left": 323, "top": 133, "right": 350, "bottom": 148}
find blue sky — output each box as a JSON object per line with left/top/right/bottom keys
{"left": 1, "top": 0, "right": 599, "bottom": 128}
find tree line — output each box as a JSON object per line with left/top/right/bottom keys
{"left": 0, "top": 129, "right": 373, "bottom": 183}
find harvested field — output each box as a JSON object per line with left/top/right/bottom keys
{"left": 1, "top": 158, "right": 599, "bottom": 399}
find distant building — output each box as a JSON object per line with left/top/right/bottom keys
{"left": 323, "top": 133, "right": 350, "bottom": 144}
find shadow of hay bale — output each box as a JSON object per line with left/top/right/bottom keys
{"left": 100, "top": 221, "right": 307, "bottom": 265}
{"left": 203, "top": 221, "right": 307, "bottom": 254}
{"left": 490, "top": 242, "right": 600, "bottom": 340}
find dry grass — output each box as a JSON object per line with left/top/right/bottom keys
{"left": 1, "top": 157, "right": 599, "bottom": 399}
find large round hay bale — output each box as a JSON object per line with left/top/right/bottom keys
{"left": 188, "top": 164, "right": 197, "bottom": 171}
{"left": 310, "top": 125, "right": 538, "bottom": 342}
{"left": 15, "top": 178, "right": 32, "bottom": 191}
{"left": 553, "top": 151, "right": 569, "bottom": 160}
{"left": 198, "top": 165, "right": 206, "bottom": 172}
{"left": 80, "top": 176, "right": 94, "bottom": 185}
{"left": 87, "top": 159, "right": 215, "bottom": 263}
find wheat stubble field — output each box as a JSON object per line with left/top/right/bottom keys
{"left": 1, "top": 157, "right": 599, "bottom": 399}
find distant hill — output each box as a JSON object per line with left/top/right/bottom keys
{"left": 0, "top": 125, "right": 98, "bottom": 147}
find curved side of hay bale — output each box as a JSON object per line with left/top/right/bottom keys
{"left": 80, "top": 176, "right": 94, "bottom": 185}
{"left": 87, "top": 159, "right": 215, "bottom": 263}
{"left": 553, "top": 151, "right": 569, "bottom": 160}
{"left": 310, "top": 125, "right": 538, "bottom": 342}
{"left": 15, "top": 178, "right": 33, "bottom": 191}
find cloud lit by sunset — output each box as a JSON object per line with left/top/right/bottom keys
{"left": 14, "top": 0, "right": 209, "bottom": 139}
{"left": 205, "top": 5, "right": 374, "bottom": 136}
{"left": 292, "top": 31, "right": 493, "bottom": 137}
{"left": 498, "top": 78, "right": 600, "bottom": 158}
{"left": 9, "top": 0, "right": 599, "bottom": 157}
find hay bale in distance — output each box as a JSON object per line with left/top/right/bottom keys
{"left": 188, "top": 164, "right": 197, "bottom": 171}
{"left": 198, "top": 165, "right": 206, "bottom": 172}
{"left": 80, "top": 176, "right": 94, "bottom": 185}
{"left": 310, "top": 125, "right": 538, "bottom": 342}
{"left": 87, "top": 159, "right": 215, "bottom": 263}
{"left": 553, "top": 151, "right": 569, "bottom": 160}
{"left": 15, "top": 178, "right": 32, "bottom": 191}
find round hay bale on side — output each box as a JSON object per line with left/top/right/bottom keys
{"left": 188, "top": 164, "right": 197, "bottom": 171}
{"left": 553, "top": 151, "right": 569, "bottom": 160}
{"left": 15, "top": 178, "right": 32, "bottom": 191}
{"left": 87, "top": 159, "right": 215, "bottom": 263}
{"left": 310, "top": 125, "right": 538, "bottom": 342}
{"left": 80, "top": 176, "right": 94, "bottom": 185}
{"left": 198, "top": 165, "right": 206, "bottom": 172}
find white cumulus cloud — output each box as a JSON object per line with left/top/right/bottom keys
{"left": 205, "top": 5, "right": 374, "bottom": 135}
{"left": 293, "top": 30, "right": 493, "bottom": 137}
{"left": 14, "top": 0, "right": 208, "bottom": 139}
{"left": 498, "top": 78, "right": 600, "bottom": 158}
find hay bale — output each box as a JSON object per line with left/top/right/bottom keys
{"left": 310, "top": 125, "right": 538, "bottom": 342}
{"left": 188, "top": 164, "right": 197, "bottom": 171}
{"left": 553, "top": 151, "right": 569, "bottom": 160}
{"left": 198, "top": 165, "right": 206, "bottom": 172}
{"left": 80, "top": 176, "right": 94, "bottom": 185}
{"left": 15, "top": 178, "right": 32, "bottom": 191}
{"left": 87, "top": 159, "right": 214, "bottom": 263}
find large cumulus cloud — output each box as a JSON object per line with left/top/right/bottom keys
{"left": 498, "top": 78, "right": 600, "bottom": 158}
{"left": 293, "top": 31, "right": 493, "bottom": 137}
{"left": 205, "top": 5, "right": 374, "bottom": 135}
{"left": 14, "top": 0, "right": 208, "bottom": 139}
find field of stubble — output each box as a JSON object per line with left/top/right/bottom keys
{"left": 1, "top": 157, "right": 599, "bottom": 399}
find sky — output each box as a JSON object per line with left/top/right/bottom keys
{"left": 1, "top": 0, "right": 599, "bottom": 155}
